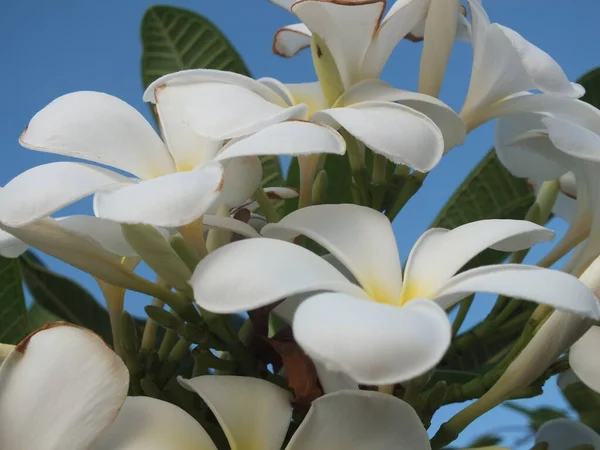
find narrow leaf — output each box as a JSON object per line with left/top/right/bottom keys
{"left": 0, "top": 257, "right": 28, "bottom": 344}
{"left": 579, "top": 67, "right": 600, "bottom": 109}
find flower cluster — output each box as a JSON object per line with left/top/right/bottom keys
{"left": 1, "top": 0, "right": 600, "bottom": 448}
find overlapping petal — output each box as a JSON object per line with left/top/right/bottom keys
{"left": 337, "top": 79, "right": 466, "bottom": 151}
{"left": 152, "top": 81, "right": 224, "bottom": 170}
{"left": 570, "top": 326, "right": 600, "bottom": 394}
{"left": 92, "top": 397, "right": 217, "bottom": 450}
{"left": 0, "top": 324, "right": 129, "bottom": 450}
{"left": 0, "top": 230, "right": 29, "bottom": 258}
{"left": 180, "top": 375, "right": 292, "bottom": 450}
{"left": 19, "top": 91, "right": 175, "bottom": 179}
{"left": 313, "top": 101, "right": 444, "bottom": 171}
{"left": 535, "top": 419, "right": 600, "bottom": 450}
{"left": 191, "top": 238, "right": 368, "bottom": 313}
{"left": 292, "top": 0, "right": 386, "bottom": 88}
{"left": 273, "top": 23, "right": 312, "bottom": 57}
{"left": 433, "top": 265, "right": 600, "bottom": 318}
{"left": 262, "top": 204, "right": 403, "bottom": 304}
{"left": 93, "top": 162, "right": 224, "bottom": 227}
{"left": 286, "top": 390, "right": 431, "bottom": 450}
{"left": 202, "top": 215, "right": 261, "bottom": 238}
{"left": 294, "top": 294, "right": 451, "bottom": 384}
{"left": 216, "top": 157, "right": 263, "bottom": 210}
{"left": 542, "top": 117, "right": 600, "bottom": 162}
{"left": 402, "top": 220, "right": 554, "bottom": 299}
{"left": 0, "top": 162, "right": 132, "bottom": 227}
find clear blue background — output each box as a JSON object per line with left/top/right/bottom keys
{"left": 1, "top": 0, "right": 598, "bottom": 447}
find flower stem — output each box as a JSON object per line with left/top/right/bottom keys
{"left": 386, "top": 172, "right": 427, "bottom": 221}
{"left": 451, "top": 295, "right": 474, "bottom": 337}
{"left": 371, "top": 153, "right": 388, "bottom": 211}
{"left": 339, "top": 129, "right": 370, "bottom": 206}
{"left": 179, "top": 217, "right": 208, "bottom": 258}
{"left": 141, "top": 297, "right": 165, "bottom": 353}
{"left": 253, "top": 187, "right": 280, "bottom": 222}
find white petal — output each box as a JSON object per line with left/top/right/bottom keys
{"left": 94, "top": 162, "right": 224, "bottom": 227}
{"left": 362, "top": 0, "right": 430, "bottom": 80}
{"left": 144, "top": 69, "right": 287, "bottom": 106}
{"left": 262, "top": 204, "right": 403, "bottom": 305}
{"left": 0, "top": 230, "right": 28, "bottom": 258}
{"left": 313, "top": 102, "right": 443, "bottom": 171}
{"left": 314, "top": 362, "right": 359, "bottom": 394}
{"left": 553, "top": 192, "right": 577, "bottom": 223}
{"left": 183, "top": 83, "right": 307, "bottom": 140}
{"left": 418, "top": 0, "right": 461, "bottom": 97}
{"left": 258, "top": 77, "right": 296, "bottom": 105}
{"left": 0, "top": 219, "right": 153, "bottom": 293}
{"left": 535, "top": 419, "right": 600, "bottom": 450}
{"left": 286, "top": 390, "right": 430, "bottom": 450}
{"left": 402, "top": 219, "right": 554, "bottom": 300}
{"left": 337, "top": 80, "right": 465, "bottom": 151}
{"left": 57, "top": 215, "right": 136, "bottom": 257}
{"left": 292, "top": 0, "right": 386, "bottom": 88}
{"left": 433, "top": 265, "right": 600, "bottom": 319}
{"left": 215, "top": 157, "right": 262, "bottom": 209}
{"left": 498, "top": 25, "right": 584, "bottom": 98}
{"left": 570, "top": 326, "right": 600, "bottom": 394}
{"left": 286, "top": 82, "right": 329, "bottom": 116}
{"left": 543, "top": 117, "right": 600, "bottom": 163}
{"left": 0, "top": 162, "right": 132, "bottom": 226}
{"left": 20, "top": 91, "right": 174, "bottom": 179}
{"left": 92, "top": 397, "right": 217, "bottom": 450}
{"left": 191, "top": 238, "right": 368, "bottom": 314}
{"left": 153, "top": 82, "right": 224, "bottom": 171}
{"left": 273, "top": 23, "right": 312, "bottom": 57}
{"left": 217, "top": 121, "right": 346, "bottom": 161}
{"left": 0, "top": 324, "right": 128, "bottom": 450}
{"left": 495, "top": 113, "right": 569, "bottom": 180}
{"left": 180, "top": 375, "right": 292, "bottom": 450}
{"left": 203, "top": 215, "right": 260, "bottom": 238}
{"left": 293, "top": 294, "right": 451, "bottom": 385}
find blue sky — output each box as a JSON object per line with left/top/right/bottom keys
{"left": 1, "top": 0, "right": 599, "bottom": 447}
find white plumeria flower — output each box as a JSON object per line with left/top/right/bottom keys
{"left": 269, "top": 0, "right": 469, "bottom": 94}
{"left": 460, "top": 0, "right": 584, "bottom": 131}
{"left": 190, "top": 204, "right": 600, "bottom": 385}
{"left": 0, "top": 89, "right": 344, "bottom": 228}
{"left": 535, "top": 419, "right": 600, "bottom": 450}
{"left": 569, "top": 325, "right": 600, "bottom": 395}
{"left": 0, "top": 323, "right": 432, "bottom": 450}
{"left": 496, "top": 109, "right": 600, "bottom": 275}
{"left": 145, "top": 70, "right": 465, "bottom": 173}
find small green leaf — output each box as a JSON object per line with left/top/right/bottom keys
{"left": 504, "top": 403, "right": 567, "bottom": 431}
{"left": 27, "top": 302, "right": 61, "bottom": 330}
{"left": 0, "top": 257, "right": 28, "bottom": 344}
{"left": 468, "top": 435, "right": 503, "bottom": 447}
{"left": 19, "top": 253, "right": 113, "bottom": 344}
{"left": 431, "top": 150, "right": 535, "bottom": 269}
{"left": 140, "top": 5, "right": 284, "bottom": 189}
{"left": 579, "top": 67, "right": 600, "bottom": 108}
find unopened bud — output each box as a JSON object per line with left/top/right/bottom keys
{"left": 145, "top": 305, "right": 184, "bottom": 334}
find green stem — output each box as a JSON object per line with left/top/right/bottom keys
{"left": 141, "top": 298, "right": 164, "bottom": 353}
{"left": 386, "top": 172, "right": 427, "bottom": 221}
{"left": 451, "top": 295, "right": 474, "bottom": 337}
{"left": 157, "top": 329, "right": 179, "bottom": 362}
{"left": 371, "top": 153, "right": 388, "bottom": 210}
{"left": 253, "top": 188, "right": 280, "bottom": 223}
{"left": 340, "top": 129, "right": 370, "bottom": 206}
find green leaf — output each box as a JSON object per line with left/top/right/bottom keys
{"left": 431, "top": 150, "right": 535, "bottom": 269}
{"left": 27, "top": 302, "right": 62, "bottom": 330}
{"left": 468, "top": 435, "right": 502, "bottom": 447}
{"left": 561, "top": 381, "right": 600, "bottom": 432}
{"left": 579, "top": 67, "right": 600, "bottom": 109}
{"left": 140, "top": 5, "right": 284, "bottom": 189}
{"left": 0, "top": 257, "right": 28, "bottom": 344}
{"left": 19, "top": 253, "right": 113, "bottom": 344}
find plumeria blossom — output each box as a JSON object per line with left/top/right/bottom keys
{"left": 0, "top": 89, "right": 344, "bottom": 228}
{"left": 496, "top": 107, "right": 600, "bottom": 275}
{"left": 145, "top": 70, "right": 465, "bottom": 174}
{"left": 269, "top": 0, "right": 469, "bottom": 94}
{"left": 0, "top": 323, "right": 432, "bottom": 450}
{"left": 191, "top": 204, "right": 600, "bottom": 385}
{"left": 569, "top": 325, "right": 600, "bottom": 395}
{"left": 460, "top": 0, "right": 584, "bottom": 131}
{"left": 535, "top": 419, "right": 600, "bottom": 450}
